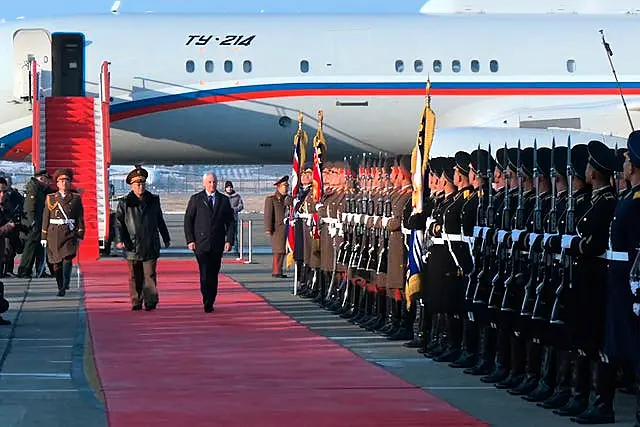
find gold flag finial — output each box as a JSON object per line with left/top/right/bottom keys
{"left": 298, "top": 111, "right": 304, "bottom": 128}
{"left": 317, "top": 110, "right": 323, "bottom": 128}
{"left": 426, "top": 76, "right": 432, "bottom": 107}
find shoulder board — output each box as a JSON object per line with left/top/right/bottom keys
{"left": 634, "top": 190, "right": 640, "bottom": 200}
{"left": 46, "top": 194, "right": 57, "bottom": 211}
{"left": 463, "top": 190, "right": 471, "bottom": 199}
{"left": 604, "top": 193, "right": 616, "bottom": 200}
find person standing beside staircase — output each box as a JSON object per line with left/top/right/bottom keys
{"left": 41, "top": 169, "right": 85, "bottom": 296}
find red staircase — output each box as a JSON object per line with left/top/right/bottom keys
{"left": 31, "top": 61, "right": 112, "bottom": 262}
{"left": 44, "top": 97, "right": 99, "bottom": 261}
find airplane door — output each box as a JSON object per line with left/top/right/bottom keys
{"left": 51, "top": 33, "right": 86, "bottom": 97}
{"left": 12, "top": 29, "right": 52, "bottom": 101}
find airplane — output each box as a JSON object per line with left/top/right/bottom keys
{"left": 0, "top": 12, "right": 637, "bottom": 166}
{"left": 418, "top": 0, "right": 640, "bottom": 14}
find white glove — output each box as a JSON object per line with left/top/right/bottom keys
{"left": 40, "top": 240, "right": 47, "bottom": 247}
{"left": 634, "top": 303, "right": 640, "bottom": 317}
{"left": 381, "top": 217, "right": 390, "bottom": 228}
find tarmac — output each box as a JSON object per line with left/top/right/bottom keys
{"left": 0, "top": 213, "right": 636, "bottom": 426}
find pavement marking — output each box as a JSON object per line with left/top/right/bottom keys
{"left": 327, "top": 335, "right": 387, "bottom": 340}
{"left": 0, "top": 389, "right": 77, "bottom": 393}
{"left": 0, "top": 338, "right": 73, "bottom": 341}
{"left": 38, "top": 345, "right": 73, "bottom": 349}
{"left": 48, "top": 361, "right": 72, "bottom": 364}
{"left": 423, "top": 386, "right": 497, "bottom": 390}
{"left": 0, "top": 373, "right": 71, "bottom": 379}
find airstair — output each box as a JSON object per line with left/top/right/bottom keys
{"left": 30, "top": 60, "right": 112, "bottom": 261}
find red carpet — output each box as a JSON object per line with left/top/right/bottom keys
{"left": 83, "top": 259, "right": 486, "bottom": 427}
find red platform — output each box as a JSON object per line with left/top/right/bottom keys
{"left": 83, "top": 259, "right": 486, "bottom": 427}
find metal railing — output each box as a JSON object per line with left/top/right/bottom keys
{"left": 237, "top": 219, "right": 254, "bottom": 264}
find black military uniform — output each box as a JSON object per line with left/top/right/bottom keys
{"left": 17, "top": 170, "right": 51, "bottom": 278}
{"left": 560, "top": 140, "right": 618, "bottom": 424}
{"left": 538, "top": 144, "right": 592, "bottom": 412}
{"left": 604, "top": 131, "right": 640, "bottom": 426}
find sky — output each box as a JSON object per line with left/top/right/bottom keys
{"left": 2, "top": 0, "right": 426, "bottom": 20}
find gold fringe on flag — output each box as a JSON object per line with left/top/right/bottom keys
{"left": 286, "top": 112, "right": 308, "bottom": 270}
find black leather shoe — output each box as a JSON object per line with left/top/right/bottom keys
{"left": 465, "top": 360, "right": 494, "bottom": 376}
{"left": 570, "top": 405, "right": 615, "bottom": 424}
{"left": 0, "top": 317, "right": 11, "bottom": 325}
{"left": 57, "top": 289, "right": 66, "bottom": 297}
{"left": 523, "top": 380, "right": 554, "bottom": 402}
{"left": 553, "top": 396, "right": 588, "bottom": 417}
{"left": 538, "top": 389, "right": 571, "bottom": 409}
{"left": 495, "top": 373, "right": 525, "bottom": 390}
{"left": 434, "top": 348, "right": 461, "bottom": 363}
{"left": 204, "top": 303, "right": 214, "bottom": 313}
{"left": 131, "top": 304, "right": 142, "bottom": 311}
{"left": 508, "top": 375, "right": 538, "bottom": 395}
{"left": 449, "top": 351, "right": 478, "bottom": 369}
{"left": 144, "top": 303, "right": 157, "bottom": 311}
{"left": 480, "top": 367, "right": 509, "bottom": 383}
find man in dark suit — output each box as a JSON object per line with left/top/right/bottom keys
{"left": 184, "top": 172, "right": 235, "bottom": 313}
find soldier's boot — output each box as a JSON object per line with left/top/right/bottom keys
{"left": 509, "top": 339, "right": 542, "bottom": 395}
{"left": 313, "top": 270, "right": 325, "bottom": 303}
{"left": 554, "top": 354, "right": 590, "bottom": 416}
{"left": 466, "top": 326, "right": 496, "bottom": 375}
{"left": 363, "top": 292, "right": 384, "bottom": 330}
{"left": 340, "top": 283, "right": 361, "bottom": 318}
{"left": 481, "top": 326, "right": 510, "bottom": 383}
{"left": 349, "top": 288, "right": 369, "bottom": 324}
{"left": 377, "top": 297, "right": 396, "bottom": 335}
{"left": 62, "top": 261, "right": 73, "bottom": 290}
{"left": 540, "top": 350, "right": 573, "bottom": 409}
{"left": 434, "top": 314, "right": 462, "bottom": 363}
{"left": 330, "top": 276, "right": 348, "bottom": 312}
{"left": 53, "top": 263, "right": 65, "bottom": 297}
{"left": 388, "top": 298, "right": 413, "bottom": 341}
{"left": 616, "top": 361, "right": 637, "bottom": 394}
{"left": 424, "top": 314, "right": 446, "bottom": 357}
{"left": 523, "top": 344, "right": 557, "bottom": 401}
{"left": 570, "top": 360, "right": 615, "bottom": 424}
{"left": 371, "top": 295, "right": 391, "bottom": 332}
{"left": 495, "top": 333, "right": 526, "bottom": 389}
{"left": 450, "top": 314, "right": 479, "bottom": 368}
{"left": 301, "top": 269, "right": 317, "bottom": 298}
{"left": 402, "top": 299, "right": 423, "bottom": 345}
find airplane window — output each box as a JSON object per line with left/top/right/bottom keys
{"left": 395, "top": 60, "right": 404, "bottom": 73}
{"left": 414, "top": 60, "right": 424, "bottom": 73}
{"left": 186, "top": 60, "right": 195, "bottom": 73}
{"left": 224, "top": 60, "right": 233, "bottom": 73}
{"left": 205, "top": 60, "right": 214, "bottom": 73}
{"left": 243, "top": 60, "right": 252, "bottom": 73}
{"left": 490, "top": 60, "right": 499, "bottom": 73}
{"left": 300, "top": 60, "right": 309, "bottom": 73}
{"left": 452, "top": 60, "right": 461, "bottom": 73}
{"left": 471, "top": 60, "right": 480, "bottom": 73}
{"left": 433, "top": 60, "right": 442, "bottom": 73}
{"left": 567, "top": 59, "right": 576, "bottom": 73}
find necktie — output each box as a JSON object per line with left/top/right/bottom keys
{"left": 209, "top": 195, "right": 214, "bottom": 210}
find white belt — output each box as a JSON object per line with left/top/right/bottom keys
{"left": 598, "top": 250, "right": 629, "bottom": 262}
{"left": 402, "top": 227, "right": 411, "bottom": 235}
{"left": 430, "top": 237, "right": 445, "bottom": 245}
{"left": 442, "top": 233, "right": 464, "bottom": 242}
{"left": 50, "top": 219, "right": 75, "bottom": 225}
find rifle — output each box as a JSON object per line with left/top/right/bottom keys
{"left": 532, "top": 139, "right": 559, "bottom": 320}
{"left": 337, "top": 156, "right": 352, "bottom": 264}
{"left": 366, "top": 153, "right": 384, "bottom": 271}
{"left": 348, "top": 153, "right": 367, "bottom": 268}
{"left": 465, "top": 144, "right": 486, "bottom": 304}
{"left": 357, "top": 153, "right": 375, "bottom": 270}
{"left": 500, "top": 141, "right": 524, "bottom": 311}
{"left": 551, "top": 136, "right": 574, "bottom": 324}
{"left": 327, "top": 157, "right": 349, "bottom": 301}
{"left": 376, "top": 157, "right": 392, "bottom": 274}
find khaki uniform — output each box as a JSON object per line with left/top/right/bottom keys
{"left": 386, "top": 186, "right": 412, "bottom": 289}
{"left": 41, "top": 192, "right": 85, "bottom": 264}
{"left": 263, "top": 191, "right": 291, "bottom": 275}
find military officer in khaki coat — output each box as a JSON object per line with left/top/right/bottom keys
{"left": 41, "top": 168, "right": 84, "bottom": 296}
{"left": 264, "top": 176, "right": 291, "bottom": 278}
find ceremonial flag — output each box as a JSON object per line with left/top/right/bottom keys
{"left": 285, "top": 113, "right": 308, "bottom": 269}
{"left": 405, "top": 80, "right": 436, "bottom": 307}
{"left": 311, "top": 111, "right": 327, "bottom": 241}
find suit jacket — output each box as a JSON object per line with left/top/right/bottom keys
{"left": 184, "top": 190, "right": 235, "bottom": 254}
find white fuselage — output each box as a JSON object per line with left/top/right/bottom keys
{"left": 0, "top": 13, "right": 637, "bottom": 164}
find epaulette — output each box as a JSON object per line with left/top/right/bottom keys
{"left": 463, "top": 190, "right": 471, "bottom": 199}
{"left": 603, "top": 193, "right": 616, "bottom": 201}
{"left": 634, "top": 190, "right": 640, "bottom": 200}
{"left": 46, "top": 194, "right": 57, "bottom": 211}
{"left": 576, "top": 194, "right": 587, "bottom": 203}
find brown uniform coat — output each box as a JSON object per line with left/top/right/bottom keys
{"left": 386, "top": 187, "right": 412, "bottom": 289}
{"left": 41, "top": 192, "right": 85, "bottom": 264}
{"left": 263, "top": 192, "right": 291, "bottom": 254}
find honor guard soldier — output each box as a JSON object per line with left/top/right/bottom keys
{"left": 604, "top": 131, "right": 640, "bottom": 426}
{"left": 556, "top": 140, "right": 617, "bottom": 424}
{"left": 541, "top": 143, "right": 592, "bottom": 412}
{"left": 41, "top": 169, "right": 84, "bottom": 296}
{"left": 17, "top": 169, "right": 51, "bottom": 278}
{"left": 467, "top": 147, "right": 508, "bottom": 377}
{"left": 264, "top": 175, "right": 291, "bottom": 278}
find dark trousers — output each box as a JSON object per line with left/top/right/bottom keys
{"left": 18, "top": 239, "right": 44, "bottom": 276}
{"left": 127, "top": 260, "right": 158, "bottom": 307}
{"left": 196, "top": 250, "right": 223, "bottom": 306}
{"left": 53, "top": 257, "right": 74, "bottom": 290}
